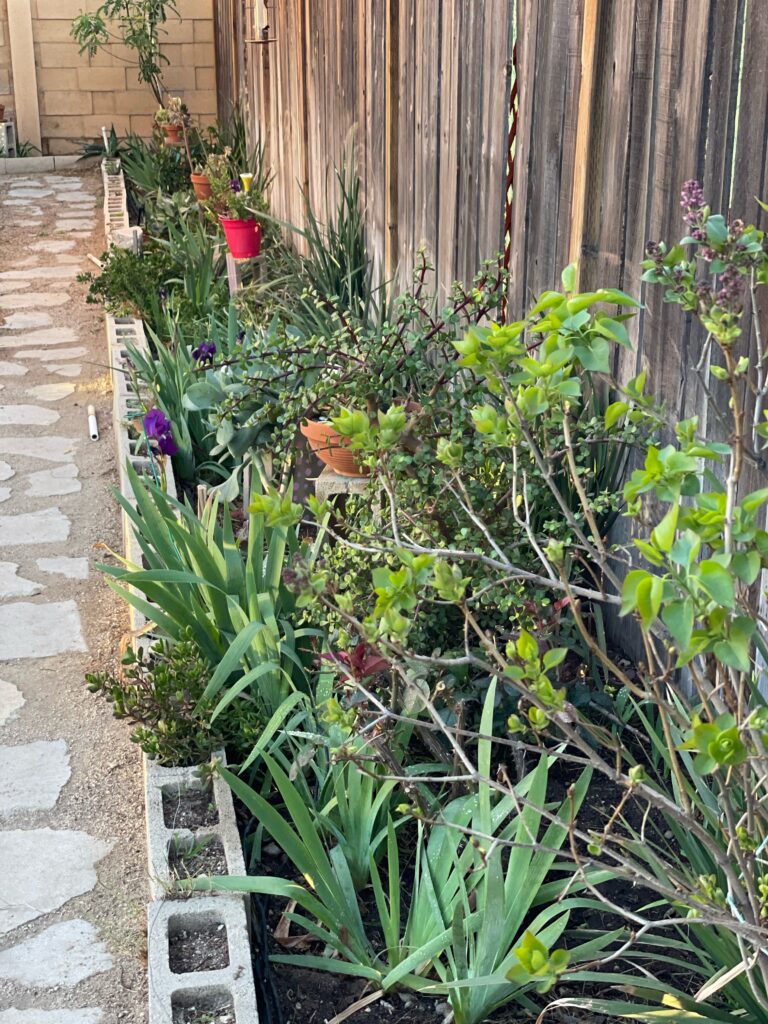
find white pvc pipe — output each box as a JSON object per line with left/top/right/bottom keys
{"left": 87, "top": 404, "right": 99, "bottom": 441}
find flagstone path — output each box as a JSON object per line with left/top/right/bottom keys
{"left": 0, "top": 170, "right": 147, "bottom": 1022}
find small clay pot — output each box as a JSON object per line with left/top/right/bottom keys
{"left": 191, "top": 172, "right": 212, "bottom": 199}
{"left": 300, "top": 419, "right": 369, "bottom": 478}
{"left": 162, "top": 124, "right": 183, "bottom": 146}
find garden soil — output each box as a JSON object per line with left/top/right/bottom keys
{"left": 0, "top": 166, "right": 148, "bottom": 1022}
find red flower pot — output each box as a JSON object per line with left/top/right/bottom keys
{"left": 162, "top": 125, "right": 183, "bottom": 146}
{"left": 300, "top": 420, "right": 369, "bottom": 478}
{"left": 220, "top": 217, "right": 262, "bottom": 259}
{"left": 191, "top": 172, "right": 212, "bottom": 199}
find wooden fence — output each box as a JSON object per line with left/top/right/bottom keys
{"left": 216, "top": 0, "right": 768, "bottom": 430}
{"left": 217, "top": 0, "right": 515, "bottom": 293}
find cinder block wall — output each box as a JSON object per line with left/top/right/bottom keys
{"left": 0, "top": 0, "right": 216, "bottom": 155}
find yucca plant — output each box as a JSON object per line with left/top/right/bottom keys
{"left": 104, "top": 462, "right": 324, "bottom": 719}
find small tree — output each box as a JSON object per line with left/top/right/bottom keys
{"left": 72, "top": 0, "right": 179, "bottom": 105}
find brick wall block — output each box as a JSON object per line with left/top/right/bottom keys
{"left": 33, "top": 20, "right": 75, "bottom": 42}
{"left": 77, "top": 66, "right": 127, "bottom": 91}
{"left": 195, "top": 66, "right": 215, "bottom": 90}
{"left": 42, "top": 90, "right": 93, "bottom": 115}
{"left": 177, "top": 0, "right": 212, "bottom": 19}
{"left": 112, "top": 90, "right": 159, "bottom": 115}
{"left": 37, "top": 67, "right": 77, "bottom": 90}
{"left": 193, "top": 20, "right": 214, "bottom": 42}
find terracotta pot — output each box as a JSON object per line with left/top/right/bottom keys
{"left": 220, "top": 217, "right": 262, "bottom": 259}
{"left": 191, "top": 172, "right": 212, "bottom": 199}
{"left": 162, "top": 124, "right": 183, "bottom": 146}
{"left": 300, "top": 419, "right": 369, "bottom": 478}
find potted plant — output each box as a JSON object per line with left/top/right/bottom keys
{"left": 190, "top": 162, "right": 212, "bottom": 200}
{"left": 203, "top": 152, "right": 264, "bottom": 259}
{"left": 154, "top": 96, "right": 189, "bottom": 146}
{"left": 300, "top": 417, "right": 369, "bottom": 477}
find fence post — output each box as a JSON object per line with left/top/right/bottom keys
{"left": 568, "top": 0, "right": 600, "bottom": 284}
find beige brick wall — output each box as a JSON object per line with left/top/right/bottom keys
{"left": 0, "top": 0, "right": 216, "bottom": 155}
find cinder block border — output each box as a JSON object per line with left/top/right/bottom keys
{"left": 147, "top": 896, "right": 259, "bottom": 1024}
{"left": 100, "top": 164, "right": 259, "bottom": 1024}
{"left": 0, "top": 154, "right": 80, "bottom": 174}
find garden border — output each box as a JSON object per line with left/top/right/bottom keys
{"left": 0, "top": 154, "right": 80, "bottom": 174}
{"left": 100, "top": 160, "right": 259, "bottom": 1024}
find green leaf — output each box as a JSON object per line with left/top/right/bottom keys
{"left": 698, "top": 560, "right": 735, "bottom": 608}
{"left": 636, "top": 575, "right": 663, "bottom": 629}
{"left": 605, "top": 401, "right": 629, "bottom": 429}
{"left": 561, "top": 263, "right": 577, "bottom": 293}
{"left": 651, "top": 504, "right": 679, "bottom": 554}
{"left": 706, "top": 214, "right": 728, "bottom": 245}
{"left": 661, "top": 599, "right": 694, "bottom": 651}
{"left": 731, "top": 550, "right": 761, "bottom": 585}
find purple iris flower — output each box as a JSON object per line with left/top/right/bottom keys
{"left": 229, "top": 179, "right": 242, "bottom": 193}
{"left": 192, "top": 341, "right": 217, "bottom": 365}
{"left": 143, "top": 408, "right": 177, "bottom": 457}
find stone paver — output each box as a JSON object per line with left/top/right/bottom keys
{"left": 0, "top": 920, "right": 112, "bottom": 988}
{"left": 0, "top": 600, "right": 86, "bottom": 659}
{"left": 0, "top": 680, "right": 24, "bottom": 726}
{"left": 0, "top": 405, "right": 60, "bottom": 426}
{"left": 0, "top": 1010, "right": 103, "bottom": 1024}
{"left": 0, "top": 741, "right": 70, "bottom": 816}
{"left": 0, "top": 437, "right": 77, "bottom": 462}
{"left": 0, "top": 294, "right": 71, "bottom": 309}
{"left": 0, "top": 562, "right": 42, "bottom": 599}
{"left": 0, "top": 508, "right": 71, "bottom": 546}
{"left": 25, "top": 465, "right": 81, "bottom": 497}
{"left": 37, "top": 556, "right": 89, "bottom": 579}
{"left": 0, "top": 829, "right": 111, "bottom": 933}
{"left": 27, "top": 383, "right": 75, "bottom": 402}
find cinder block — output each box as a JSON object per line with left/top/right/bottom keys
{"left": 0, "top": 155, "right": 55, "bottom": 173}
{"left": 193, "top": 19, "right": 214, "bottom": 42}
{"left": 147, "top": 897, "right": 259, "bottom": 1024}
{"left": 42, "top": 90, "right": 93, "bottom": 115}
{"left": 52, "top": 154, "right": 82, "bottom": 169}
{"left": 144, "top": 754, "right": 246, "bottom": 900}
{"left": 195, "top": 67, "right": 215, "bottom": 90}
{"left": 81, "top": 114, "right": 132, "bottom": 137}
{"left": 129, "top": 115, "right": 155, "bottom": 137}
{"left": 177, "top": 0, "right": 213, "bottom": 19}
{"left": 37, "top": 67, "right": 78, "bottom": 91}
{"left": 77, "top": 66, "right": 127, "bottom": 91}
{"left": 161, "top": 65, "right": 199, "bottom": 91}
{"left": 31, "top": 19, "right": 75, "bottom": 42}
{"left": 112, "top": 90, "right": 159, "bottom": 115}
{"left": 39, "top": 114, "right": 85, "bottom": 138}
{"left": 92, "top": 93, "right": 118, "bottom": 115}
{"left": 181, "top": 42, "right": 214, "bottom": 68}
{"left": 35, "top": 0, "right": 94, "bottom": 17}
{"left": 36, "top": 42, "right": 83, "bottom": 68}
{"left": 46, "top": 138, "right": 81, "bottom": 156}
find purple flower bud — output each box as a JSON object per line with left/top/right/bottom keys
{"left": 229, "top": 179, "right": 242, "bottom": 193}
{"left": 680, "top": 179, "right": 705, "bottom": 210}
{"left": 192, "top": 341, "right": 217, "bottom": 365}
{"left": 157, "top": 433, "right": 178, "bottom": 456}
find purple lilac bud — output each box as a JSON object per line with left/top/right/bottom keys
{"left": 716, "top": 264, "right": 745, "bottom": 310}
{"left": 680, "top": 179, "right": 705, "bottom": 210}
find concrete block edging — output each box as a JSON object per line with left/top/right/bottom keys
{"left": 101, "top": 164, "right": 260, "bottom": 1024}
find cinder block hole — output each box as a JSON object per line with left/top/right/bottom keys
{"left": 171, "top": 988, "right": 235, "bottom": 1023}
{"left": 168, "top": 911, "right": 230, "bottom": 973}
{"left": 162, "top": 783, "right": 219, "bottom": 830}
{"left": 169, "top": 835, "right": 227, "bottom": 881}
